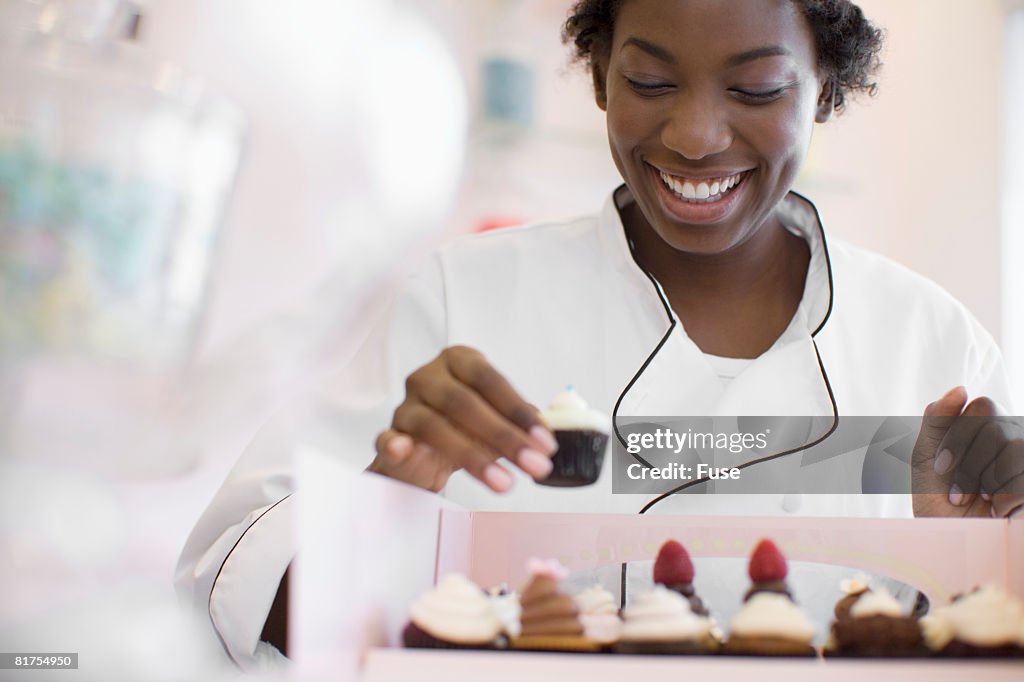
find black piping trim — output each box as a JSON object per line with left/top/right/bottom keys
{"left": 208, "top": 493, "right": 293, "bottom": 668}
{"left": 637, "top": 340, "right": 838, "bottom": 513}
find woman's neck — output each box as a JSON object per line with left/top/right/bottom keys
{"left": 623, "top": 200, "right": 811, "bottom": 359}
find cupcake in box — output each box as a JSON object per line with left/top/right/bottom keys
{"left": 536, "top": 387, "right": 609, "bottom": 487}
{"left": 403, "top": 574, "right": 503, "bottom": 650}
{"left": 512, "top": 559, "right": 604, "bottom": 652}
{"left": 920, "top": 585, "right": 1024, "bottom": 657}
{"left": 825, "top": 580, "right": 926, "bottom": 657}
{"left": 573, "top": 585, "right": 623, "bottom": 645}
{"left": 724, "top": 539, "right": 816, "bottom": 656}
{"left": 653, "top": 540, "right": 710, "bottom": 617}
{"left": 615, "top": 586, "right": 718, "bottom": 655}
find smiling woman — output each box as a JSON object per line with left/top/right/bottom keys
{"left": 177, "top": 0, "right": 1023, "bottom": 668}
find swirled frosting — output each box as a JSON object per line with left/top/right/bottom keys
{"left": 922, "top": 585, "right": 1024, "bottom": 649}
{"left": 574, "top": 585, "right": 622, "bottom": 644}
{"left": 728, "top": 593, "right": 815, "bottom": 643}
{"left": 540, "top": 388, "right": 609, "bottom": 432}
{"left": 850, "top": 588, "right": 904, "bottom": 618}
{"left": 574, "top": 585, "right": 618, "bottom": 615}
{"left": 620, "top": 586, "right": 712, "bottom": 642}
{"left": 409, "top": 574, "right": 502, "bottom": 644}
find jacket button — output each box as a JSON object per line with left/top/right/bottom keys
{"left": 781, "top": 493, "right": 802, "bottom": 513}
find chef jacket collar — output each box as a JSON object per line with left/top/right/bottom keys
{"left": 598, "top": 185, "right": 834, "bottom": 339}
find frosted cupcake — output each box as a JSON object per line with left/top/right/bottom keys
{"left": 921, "top": 585, "right": 1024, "bottom": 657}
{"left": 512, "top": 559, "right": 604, "bottom": 652}
{"left": 654, "top": 540, "right": 710, "bottom": 617}
{"left": 724, "top": 592, "right": 817, "bottom": 657}
{"left": 725, "top": 540, "right": 815, "bottom": 656}
{"left": 573, "top": 585, "right": 623, "bottom": 645}
{"left": 826, "top": 584, "right": 926, "bottom": 657}
{"left": 403, "top": 574, "right": 503, "bottom": 650}
{"left": 537, "top": 387, "right": 610, "bottom": 487}
{"left": 615, "top": 586, "right": 718, "bottom": 655}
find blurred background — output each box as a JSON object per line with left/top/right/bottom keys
{"left": 0, "top": 0, "right": 1021, "bottom": 678}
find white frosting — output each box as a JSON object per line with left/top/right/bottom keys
{"left": 540, "top": 388, "right": 609, "bottom": 432}
{"left": 620, "top": 586, "right": 712, "bottom": 642}
{"left": 925, "top": 585, "right": 1024, "bottom": 648}
{"left": 580, "top": 613, "right": 623, "bottom": 644}
{"left": 410, "top": 574, "right": 502, "bottom": 644}
{"left": 840, "top": 575, "right": 870, "bottom": 596}
{"left": 728, "top": 593, "right": 815, "bottom": 643}
{"left": 574, "top": 585, "right": 618, "bottom": 616}
{"left": 850, "top": 588, "right": 904, "bottom": 618}
{"left": 487, "top": 591, "right": 522, "bottom": 638}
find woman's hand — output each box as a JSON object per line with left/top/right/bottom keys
{"left": 367, "top": 346, "right": 559, "bottom": 493}
{"left": 912, "top": 387, "right": 1024, "bottom": 518}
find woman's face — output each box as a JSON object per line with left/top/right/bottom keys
{"left": 599, "top": 0, "right": 831, "bottom": 254}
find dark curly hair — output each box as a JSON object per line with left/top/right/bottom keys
{"left": 562, "top": 0, "right": 884, "bottom": 113}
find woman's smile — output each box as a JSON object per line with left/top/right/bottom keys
{"left": 648, "top": 163, "right": 753, "bottom": 225}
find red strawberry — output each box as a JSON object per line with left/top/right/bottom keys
{"left": 748, "top": 539, "right": 788, "bottom": 583}
{"left": 653, "top": 540, "right": 694, "bottom": 586}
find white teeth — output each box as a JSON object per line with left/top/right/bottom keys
{"left": 659, "top": 170, "right": 744, "bottom": 203}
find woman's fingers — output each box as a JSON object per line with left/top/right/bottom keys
{"left": 443, "top": 347, "right": 558, "bottom": 453}
{"left": 393, "top": 401, "right": 515, "bottom": 492}
{"left": 408, "top": 367, "right": 553, "bottom": 480}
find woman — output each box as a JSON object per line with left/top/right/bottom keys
{"left": 178, "top": 0, "right": 1022, "bottom": 667}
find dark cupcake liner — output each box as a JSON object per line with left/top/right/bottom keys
{"left": 402, "top": 621, "right": 496, "bottom": 650}
{"left": 937, "top": 640, "right": 1024, "bottom": 658}
{"left": 536, "top": 429, "right": 608, "bottom": 487}
{"left": 827, "top": 615, "right": 925, "bottom": 658}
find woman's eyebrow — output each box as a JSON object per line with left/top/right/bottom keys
{"left": 724, "top": 46, "right": 792, "bottom": 67}
{"left": 622, "top": 37, "right": 676, "bottom": 65}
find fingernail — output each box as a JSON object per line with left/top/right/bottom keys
{"left": 386, "top": 434, "right": 413, "bottom": 463}
{"left": 949, "top": 484, "right": 964, "bottom": 506}
{"left": 933, "top": 449, "right": 953, "bottom": 475}
{"left": 483, "top": 464, "right": 514, "bottom": 492}
{"left": 530, "top": 425, "right": 559, "bottom": 454}
{"left": 981, "top": 491, "right": 991, "bottom": 502}
{"left": 389, "top": 434, "right": 413, "bottom": 453}
{"left": 518, "top": 448, "right": 553, "bottom": 479}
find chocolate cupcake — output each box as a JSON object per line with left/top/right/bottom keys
{"left": 615, "top": 586, "right": 719, "bottom": 655}
{"left": 403, "top": 574, "right": 502, "bottom": 650}
{"left": 921, "top": 585, "right": 1024, "bottom": 657}
{"left": 724, "top": 539, "right": 816, "bottom": 657}
{"left": 826, "top": 585, "right": 926, "bottom": 657}
{"left": 536, "top": 387, "right": 609, "bottom": 487}
{"left": 511, "top": 559, "right": 604, "bottom": 652}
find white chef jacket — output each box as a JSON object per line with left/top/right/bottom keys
{"left": 175, "top": 187, "right": 1013, "bottom": 668}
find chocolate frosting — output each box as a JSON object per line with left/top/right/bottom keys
{"left": 743, "top": 580, "right": 793, "bottom": 603}
{"left": 664, "top": 583, "right": 710, "bottom": 617}
{"left": 519, "top": 574, "right": 584, "bottom": 637}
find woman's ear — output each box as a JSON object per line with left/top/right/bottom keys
{"left": 815, "top": 77, "right": 836, "bottom": 123}
{"left": 593, "top": 61, "right": 608, "bottom": 111}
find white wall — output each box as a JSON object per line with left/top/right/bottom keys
{"left": 799, "top": 0, "right": 1007, "bottom": 344}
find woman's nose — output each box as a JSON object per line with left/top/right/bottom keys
{"left": 661, "top": 94, "right": 732, "bottom": 160}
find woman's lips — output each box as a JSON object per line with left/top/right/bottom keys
{"left": 648, "top": 163, "right": 751, "bottom": 225}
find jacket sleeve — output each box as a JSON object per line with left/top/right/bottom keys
{"left": 174, "top": 255, "right": 448, "bottom": 668}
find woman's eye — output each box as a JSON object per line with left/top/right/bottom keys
{"left": 731, "top": 87, "right": 787, "bottom": 103}
{"left": 625, "top": 77, "right": 673, "bottom": 95}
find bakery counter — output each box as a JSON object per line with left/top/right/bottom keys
{"left": 361, "top": 648, "right": 1023, "bottom": 682}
